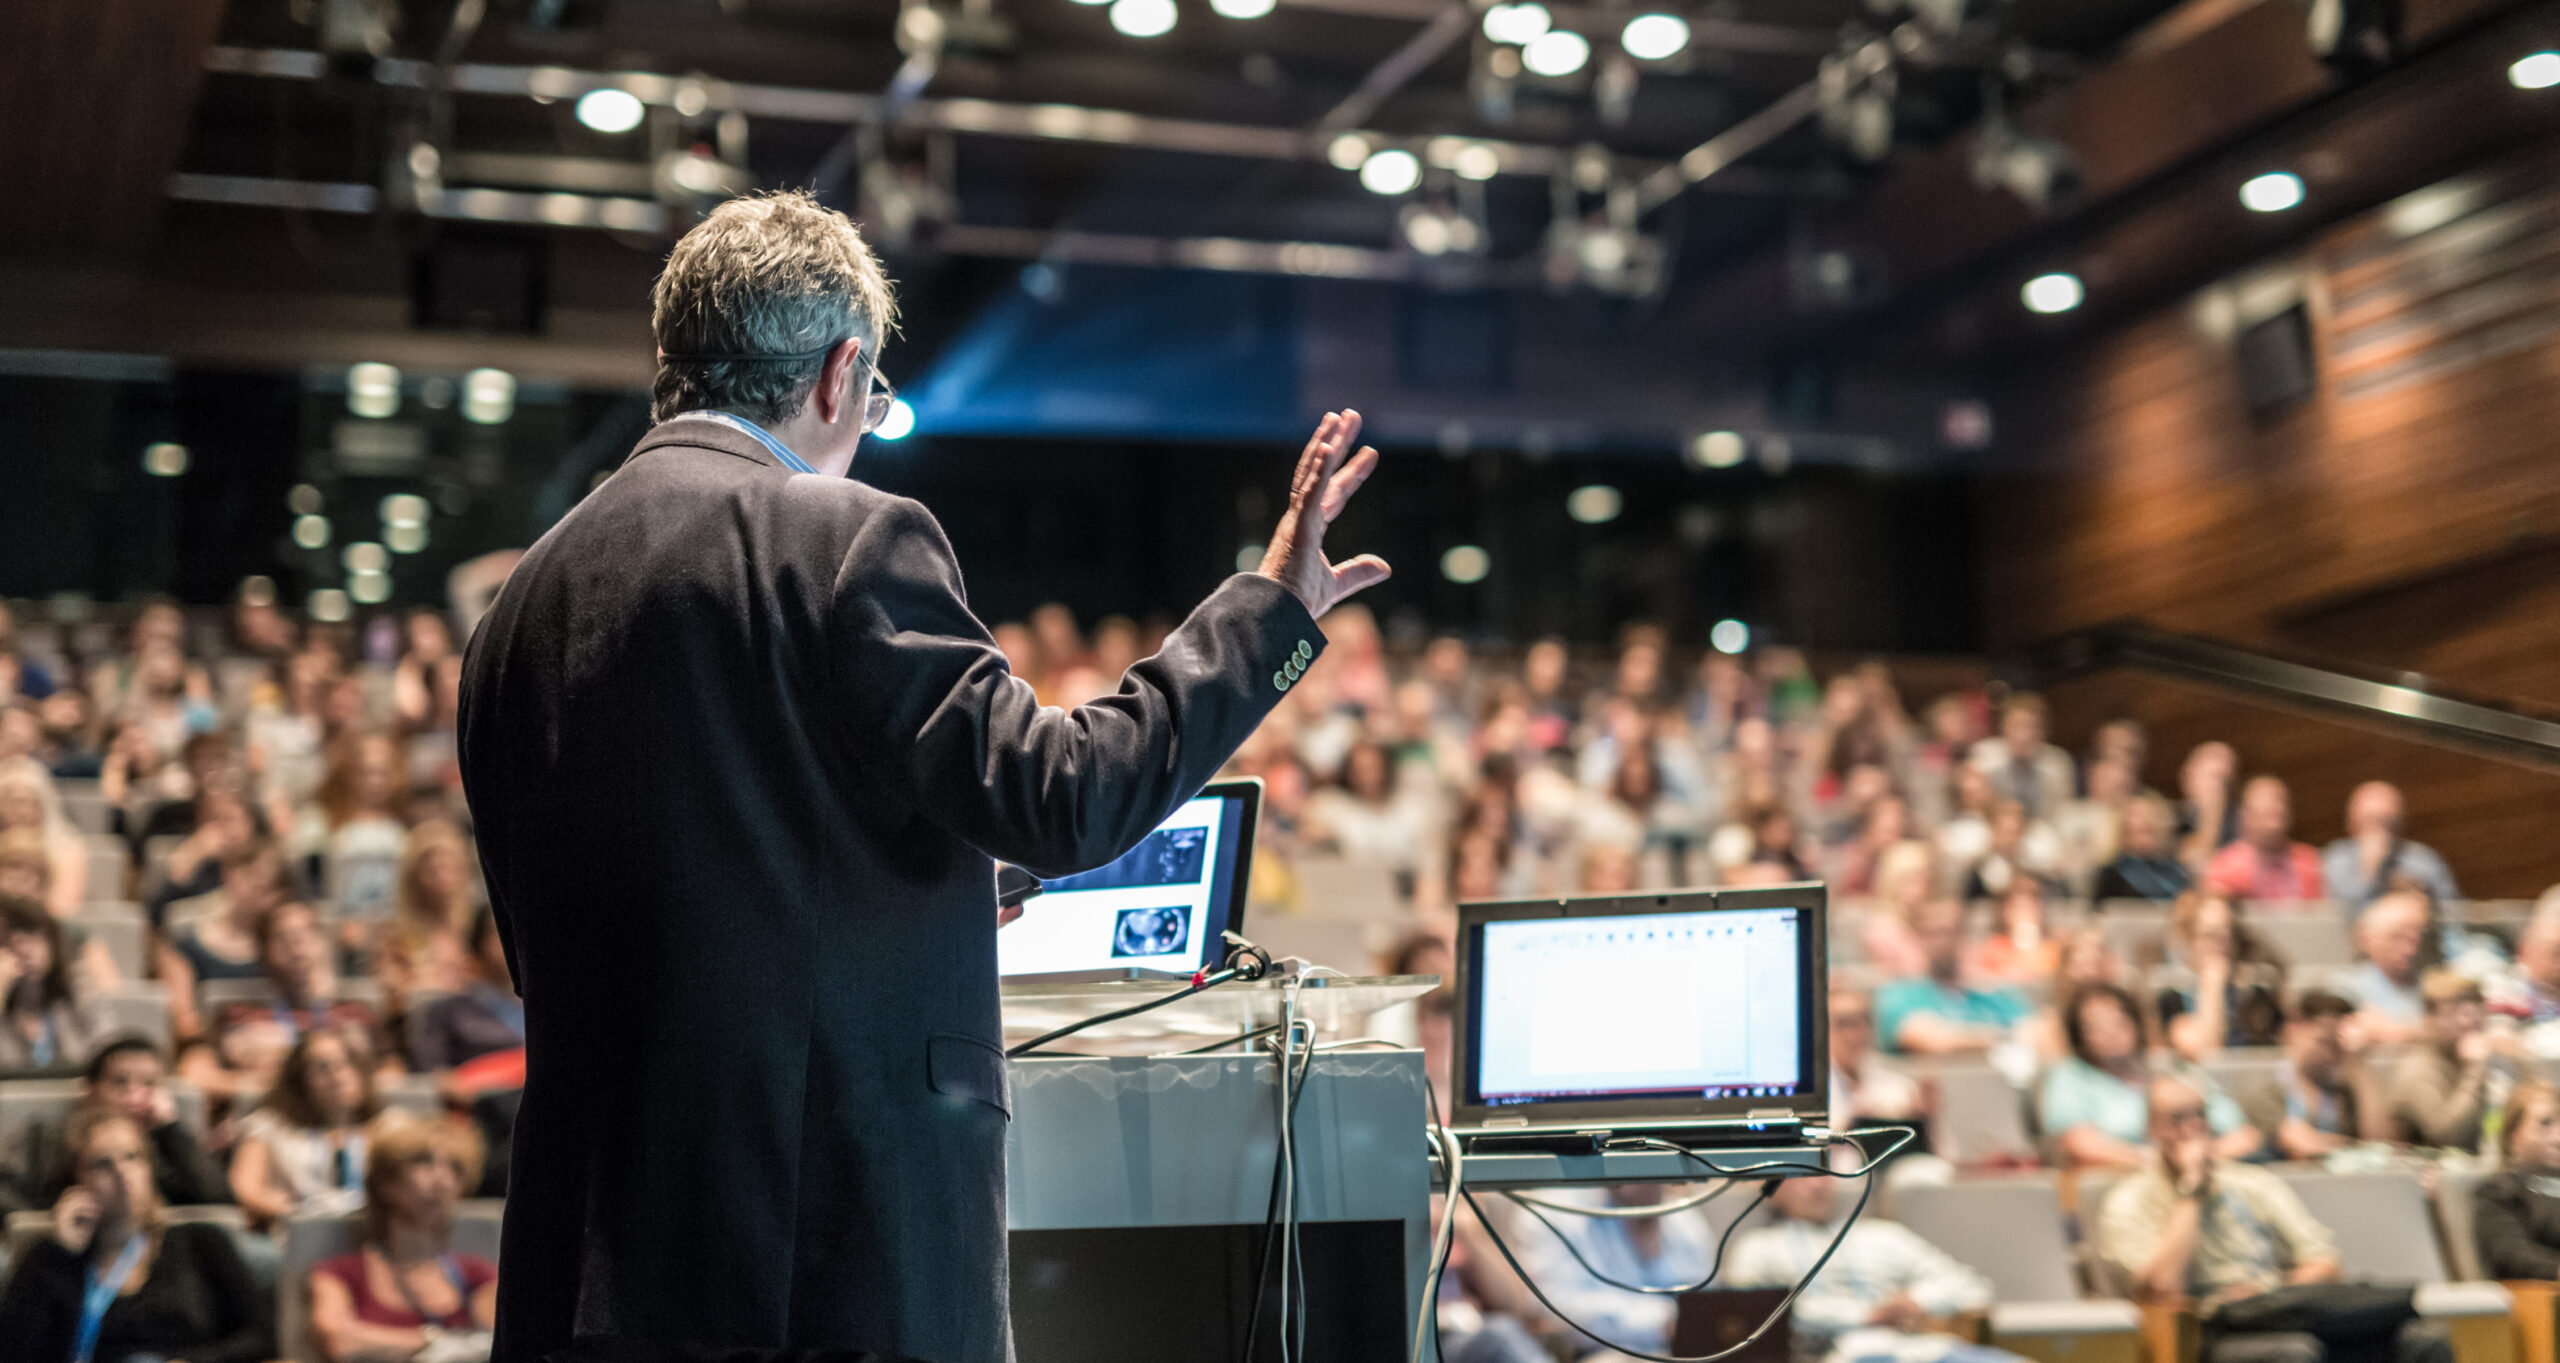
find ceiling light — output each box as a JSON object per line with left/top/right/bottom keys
{"left": 293, "top": 515, "right": 332, "bottom": 550}
{"left": 2240, "top": 171, "right": 2305, "bottom": 213}
{"left": 1620, "top": 13, "right": 1690, "bottom": 61}
{"left": 1566, "top": 485, "right": 1622, "bottom": 524}
{"left": 380, "top": 493, "right": 430, "bottom": 527}
{"left": 1327, "top": 133, "right": 1373, "bottom": 171}
{"left": 343, "top": 542, "right": 390, "bottom": 575}
{"left": 309, "top": 589, "right": 351, "bottom": 624}
{"left": 1483, "top": 3, "right": 1550, "bottom": 45}
{"left": 2021, "top": 271, "right": 2084, "bottom": 314}
{"left": 1452, "top": 143, "right": 1502, "bottom": 181}
{"left": 1440, "top": 545, "right": 1491, "bottom": 584}
{"left": 1522, "top": 29, "right": 1591, "bottom": 76}
{"left": 873, "top": 399, "right": 916, "bottom": 441}
{"left": 574, "top": 88, "right": 646, "bottom": 134}
{"left": 463, "top": 367, "right": 516, "bottom": 424}
{"left": 1235, "top": 543, "right": 1266, "bottom": 572}
{"left": 347, "top": 362, "right": 401, "bottom": 419}
{"left": 1210, "top": 0, "right": 1275, "bottom": 16}
{"left": 350, "top": 571, "right": 394, "bottom": 605}
{"left": 1359, "top": 148, "right": 1422, "bottom": 195}
{"left": 1404, "top": 212, "right": 1453, "bottom": 256}
{"left": 1110, "top": 0, "right": 1177, "bottom": 37}
{"left": 141, "top": 443, "right": 189, "bottom": 478}
{"left": 2514, "top": 51, "right": 2560, "bottom": 88}
{"left": 288, "top": 483, "right": 324, "bottom": 515}
{"left": 1689, "top": 430, "right": 1746, "bottom": 469}
{"left": 1710, "top": 619, "right": 1750, "bottom": 655}
{"left": 386, "top": 522, "right": 429, "bottom": 554}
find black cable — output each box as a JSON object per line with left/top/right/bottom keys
{"left": 1500, "top": 1180, "right": 1776, "bottom": 1297}
{"left": 1239, "top": 1025, "right": 1318, "bottom": 1363}
{"left": 1005, "top": 940, "right": 1271, "bottom": 1058}
{"left": 1176, "top": 1023, "right": 1284, "bottom": 1055}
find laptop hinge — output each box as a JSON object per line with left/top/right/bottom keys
{"left": 1746, "top": 1109, "right": 1795, "bottom": 1121}
{"left": 1482, "top": 1115, "right": 1529, "bottom": 1128}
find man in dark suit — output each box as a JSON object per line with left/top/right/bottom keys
{"left": 458, "top": 191, "right": 1387, "bottom": 1363}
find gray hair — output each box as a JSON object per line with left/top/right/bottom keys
{"left": 650, "top": 190, "right": 899, "bottom": 425}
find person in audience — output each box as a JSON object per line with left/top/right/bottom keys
{"left": 1967, "top": 693, "right": 2074, "bottom": 821}
{"left": 230, "top": 1023, "right": 383, "bottom": 1229}
{"left": 2174, "top": 740, "right": 2239, "bottom": 868}
{"left": 1875, "top": 899, "right": 2030, "bottom": 1057}
{"left": 1727, "top": 1173, "right": 2018, "bottom": 1363}
{"left": 1852, "top": 838, "right": 1936, "bottom": 980}
{"left": 2203, "top": 776, "right": 2324, "bottom": 903}
{"left": 2092, "top": 793, "right": 2192, "bottom": 903}
{"left": 0, "top": 894, "right": 100, "bottom": 1071}
{"left": 1971, "top": 880, "right": 2058, "bottom": 984}
{"left": 157, "top": 837, "right": 295, "bottom": 1045}
{"left": 2040, "top": 982, "right": 2259, "bottom": 1170}
{"left": 375, "top": 819, "right": 478, "bottom": 1015}
{"left": 1303, "top": 739, "right": 1433, "bottom": 881}
{"left": 308, "top": 1114, "right": 497, "bottom": 1361}
{"left": 2491, "top": 890, "right": 2560, "bottom": 1029}
{"left": 0, "top": 766, "right": 83, "bottom": 916}
{"left": 2320, "top": 781, "right": 2459, "bottom": 913}
{"left": 2154, "top": 890, "right": 2287, "bottom": 1059}
{"left": 2380, "top": 970, "right": 2517, "bottom": 1152}
{"left": 0, "top": 1107, "right": 271, "bottom": 1363}
{"left": 2057, "top": 754, "right": 2136, "bottom": 888}
{"left": 180, "top": 899, "right": 380, "bottom": 1107}
{"left": 412, "top": 909, "right": 526, "bottom": 1082}
{"left": 1507, "top": 1182, "right": 1722, "bottom": 1358}
{"left": 0, "top": 601, "right": 59, "bottom": 701}
{"left": 2237, "top": 990, "right": 2370, "bottom": 1161}
{"left": 144, "top": 779, "right": 263, "bottom": 928}
{"left": 1828, "top": 983, "right": 1924, "bottom": 1136}
{"left": 311, "top": 731, "right": 410, "bottom": 924}
{"left": 35, "top": 688, "right": 102, "bottom": 780}
{"left": 4, "top": 1035, "right": 230, "bottom": 1214}
{"left": 2334, "top": 891, "right": 2432, "bottom": 1045}
{"left": 2025, "top": 924, "right": 2130, "bottom": 1062}
{"left": 1957, "top": 800, "right": 2061, "bottom": 903}
{"left": 2471, "top": 1079, "right": 2560, "bottom": 1279}
{"left": 390, "top": 608, "right": 458, "bottom": 732}
{"left": 2097, "top": 1075, "right": 2450, "bottom": 1363}
{"left": 0, "top": 834, "right": 117, "bottom": 993}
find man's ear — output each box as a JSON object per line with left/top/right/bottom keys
{"left": 814, "top": 338, "right": 863, "bottom": 425}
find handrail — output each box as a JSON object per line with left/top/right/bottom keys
{"left": 2016, "top": 623, "right": 2560, "bottom": 771}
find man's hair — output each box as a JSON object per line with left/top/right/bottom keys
{"left": 2419, "top": 966, "right": 2482, "bottom": 1012}
{"left": 651, "top": 190, "right": 899, "bottom": 425}
{"left": 84, "top": 1035, "right": 163, "bottom": 1085}
{"left": 2289, "top": 988, "right": 2357, "bottom": 1022}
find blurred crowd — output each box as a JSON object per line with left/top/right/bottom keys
{"left": 6, "top": 585, "right": 2560, "bottom": 1363}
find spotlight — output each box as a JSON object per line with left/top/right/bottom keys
{"left": 2021, "top": 271, "right": 2084, "bottom": 314}
{"left": 1452, "top": 143, "right": 1502, "bottom": 181}
{"left": 1522, "top": 29, "right": 1590, "bottom": 77}
{"left": 1359, "top": 148, "right": 1422, "bottom": 195}
{"left": 575, "top": 88, "right": 646, "bottom": 134}
{"left": 873, "top": 399, "right": 916, "bottom": 441}
{"left": 293, "top": 515, "right": 333, "bottom": 550}
{"left": 347, "top": 363, "right": 401, "bottom": 419}
{"left": 463, "top": 368, "right": 516, "bottom": 425}
{"left": 1211, "top": 0, "right": 1275, "bottom": 16}
{"left": 1440, "top": 545, "right": 1491, "bottom": 584}
{"left": 2511, "top": 51, "right": 2560, "bottom": 88}
{"left": 1327, "top": 133, "right": 1373, "bottom": 171}
{"left": 1620, "top": 14, "right": 1689, "bottom": 61}
{"left": 1689, "top": 431, "right": 1746, "bottom": 469}
{"left": 1566, "top": 485, "right": 1622, "bottom": 524}
{"left": 141, "top": 443, "right": 189, "bottom": 478}
{"left": 1110, "top": 0, "right": 1177, "bottom": 37}
{"left": 1710, "top": 619, "right": 1750, "bottom": 655}
{"left": 2241, "top": 171, "right": 2304, "bottom": 213}
{"left": 1483, "top": 3, "right": 1550, "bottom": 45}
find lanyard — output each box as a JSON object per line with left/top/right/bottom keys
{"left": 682, "top": 412, "right": 816, "bottom": 474}
{"left": 380, "top": 1248, "right": 472, "bottom": 1327}
{"left": 74, "top": 1233, "right": 149, "bottom": 1363}
{"left": 332, "top": 1132, "right": 369, "bottom": 1192}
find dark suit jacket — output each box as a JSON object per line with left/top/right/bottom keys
{"left": 458, "top": 416, "right": 1320, "bottom": 1363}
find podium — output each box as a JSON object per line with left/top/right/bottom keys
{"left": 1001, "top": 976, "right": 1435, "bottom": 1362}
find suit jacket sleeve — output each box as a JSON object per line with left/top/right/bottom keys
{"left": 835, "top": 496, "right": 1320, "bottom": 879}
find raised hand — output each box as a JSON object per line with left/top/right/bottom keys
{"left": 1257, "top": 410, "right": 1389, "bottom": 619}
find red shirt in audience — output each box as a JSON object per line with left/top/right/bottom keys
{"left": 2203, "top": 842, "right": 2323, "bottom": 903}
{"left": 311, "top": 1251, "right": 498, "bottom": 1328}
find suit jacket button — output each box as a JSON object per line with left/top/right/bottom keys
{"left": 1273, "top": 671, "right": 1290, "bottom": 692}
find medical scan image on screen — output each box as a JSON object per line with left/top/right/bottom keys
{"left": 1472, "top": 907, "right": 1804, "bottom": 1106}
{"left": 998, "top": 795, "right": 1232, "bottom": 975}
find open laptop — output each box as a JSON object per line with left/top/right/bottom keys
{"left": 997, "top": 778, "right": 1261, "bottom": 985}
{"left": 1447, "top": 884, "right": 1829, "bottom": 1151}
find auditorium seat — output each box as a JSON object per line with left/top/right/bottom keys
{"left": 93, "top": 985, "right": 173, "bottom": 1052}
{"left": 1929, "top": 1064, "right": 2035, "bottom": 1167}
{"left": 69, "top": 909, "right": 144, "bottom": 981}
{"left": 0, "top": 1077, "right": 212, "bottom": 1158}
{"left": 1242, "top": 916, "right": 1378, "bottom": 976}
{"left": 1892, "top": 1174, "right": 2142, "bottom": 1357}
{"left": 2099, "top": 909, "right": 2169, "bottom": 968}
{"left": 278, "top": 1200, "right": 504, "bottom": 1363}
{"left": 378, "top": 1073, "right": 443, "bottom": 1116}
{"left": 2200, "top": 1049, "right": 2284, "bottom": 1107}
{"left": 201, "top": 976, "right": 386, "bottom": 1011}
{"left": 2279, "top": 1169, "right": 2513, "bottom": 1361}
{"left": 54, "top": 781, "right": 110, "bottom": 837}
{"left": 2437, "top": 1166, "right": 2492, "bottom": 1283}
{"left": 2247, "top": 914, "right": 2353, "bottom": 967}
{"left": 1287, "top": 855, "right": 1403, "bottom": 922}
{"left": 83, "top": 834, "right": 127, "bottom": 903}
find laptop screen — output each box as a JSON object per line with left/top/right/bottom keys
{"left": 997, "top": 780, "right": 1259, "bottom": 979}
{"left": 1454, "top": 887, "right": 1826, "bottom": 1126}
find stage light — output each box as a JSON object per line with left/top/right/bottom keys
{"left": 1483, "top": 3, "right": 1550, "bottom": 45}
{"left": 1110, "top": 0, "right": 1177, "bottom": 38}
{"left": 874, "top": 399, "right": 916, "bottom": 440}
{"left": 1440, "top": 544, "right": 1491, "bottom": 584}
{"left": 1567, "top": 485, "right": 1622, "bottom": 524}
{"left": 1452, "top": 143, "right": 1502, "bottom": 181}
{"left": 575, "top": 88, "right": 646, "bottom": 134}
{"left": 293, "top": 515, "right": 332, "bottom": 550}
{"left": 142, "top": 443, "right": 189, "bottom": 477}
{"left": 288, "top": 484, "right": 324, "bottom": 515}
{"left": 1522, "top": 29, "right": 1590, "bottom": 77}
{"left": 2241, "top": 171, "right": 2305, "bottom": 213}
{"left": 2021, "top": 271, "right": 2084, "bottom": 314}
{"left": 380, "top": 493, "right": 430, "bottom": 527}
{"left": 463, "top": 368, "right": 516, "bottom": 424}
{"left": 1689, "top": 431, "right": 1746, "bottom": 469}
{"left": 387, "top": 523, "right": 430, "bottom": 554}
{"left": 1210, "top": 0, "right": 1276, "bottom": 17}
{"left": 1327, "top": 134, "right": 1372, "bottom": 171}
{"left": 2511, "top": 51, "right": 2560, "bottom": 88}
{"left": 343, "top": 542, "right": 390, "bottom": 575}
{"left": 350, "top": 570, "right": 394, "bottom": 605}
{"left": 1711, "top": 619, "right": 1750, "bottom": 655}
{"left": 309, "top": 589, "right": 351, "bottom": 624}
{"left": 1359, "top": 148, "right": 1422, "bottom": 195}
{"left": 347, "top": 363, "right": 401, "bottom": 419}
{"left": 1620, "top": 13, "right": 1689, "bottom": 61}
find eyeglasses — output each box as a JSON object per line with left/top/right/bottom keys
{"left": 2157, "top": 1105, "right": 2209, "bottom": 1127}
{"left": 850, "top": 350, "right": 899, "bottom": 435}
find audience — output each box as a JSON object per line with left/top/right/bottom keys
{"left": 1828, "top": 983, "right": 1923, "bottom": 1133}
{"left": 2321, "top": 781, "right": 2459, "bottom": 912}
{"left": 1508, "top": 1183, "right": 1720, "bottom": 1358}
{"left": 5, "top": 1036, "right": 230, "bottom": 1214}
{"left": 410, "top": 909, "right": 526, "bottom": 1083}
{"left": 2038, "top": 982, "right": 2260, "bottom": 1170}
{"left": 229, "top": 1024, "right": 382, "bottom": 1229}
{"left": 308, "top": 1115, "right": 496, "bottom": 1362}
{"left": 0, "top": 1107, "right": 273, "bottom": 1363}
{"left": 0, "top": 767, "right": 84, "bottom": 915}
{"left": 0, "top": 892, "right": 99, "bottom": 1071}
{"left": 2153, "top": 891, "right": 2287, "bottom": 1059}
{"left": 2203, "top": 776, "right": 2324, "bottom": 903}
{"left": 2236, "top": 990, "right": 2369, "bottom": 1161}
{"left": 2334, "top": 892, "right": 2433, "bottom": 1044}
{"left": 1729, "top": 1173, "right": 2016, "bottom": 1363}
{"left": 1875, "top": 899, "right": 2029, "bottom": 1056}
{"left": 2471, "top": 1078, "right": 2560, "bottom": 1280}
{"left": 1967, "top": 694, "right": 2074, "bottom": 822}
{"left": 2091, "top": 793, "right": 2191, "bottom": 903}
{"left": 2379, "top": 970, "right": 2516, "bottom": 1153}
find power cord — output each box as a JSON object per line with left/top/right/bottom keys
{"left": 1004, "top": 934, "right": 1272, "bottom": 1058}
{"left": 1239, "top": 981, "right": 1318, "bottom": 1363}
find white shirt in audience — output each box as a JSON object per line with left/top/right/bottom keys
{"left": 236, "top": 1109, "right": 368, "bottom": 1218}
{"left": 1726, "top": 1217, "right": 1998, "bottom": 1363}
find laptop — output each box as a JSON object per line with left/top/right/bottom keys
{"left": 997, "top": 778, "right": 1261, "bottom": 985}
{"left": 1447, "top": 884, "right": 1829, "bottom": 1151}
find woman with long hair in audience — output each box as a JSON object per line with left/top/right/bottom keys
{"left": 245, "top": 645, "right": 337, "bottom": 810}
{"left": 231, "top": 1023, "right": 384, "bottom": 1230}
{"left": 2024, "top": 925, "right": 2126, "bottom": 1063}
{"left": 0, "top": 767, "right": 83, "bottom": 916}
{"left": 179, "top": 900, "right": 382, "bottom": 1111}
{"left": 0, "top": 1106, "right": 270, "bottom": 1363}
{"left": 1302, "top": 739, "right": 1432, "bottom": 882}
{"left": 376, "top": 820, "right": 479, "bottom": 1016}
{"left": 157, "top": 838, "right": 293, "bottom": 1041}
{"left": 2153, "top": 889, "right": 2287, "bottom": 1060}
{"left": 0, "top": 894, "right": 99, "bottom": 1072}
{"left": 2473, "top": 1079, "right": 2560, "bottom": 1279}
{"left": 390, "top": 609, "right": 457, "bottom": 732}
{"left": 308, "top": 1114, "right": 497, "bottom": 1362}
{"left": 311, "top": 732, "right": 411, "bottom": 926}
{"left": 1971, "top": 880, "right": 2059, "bottom": 984}
{"left": 2036, "top": 980, "right": 2261, "bottom": 1170}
